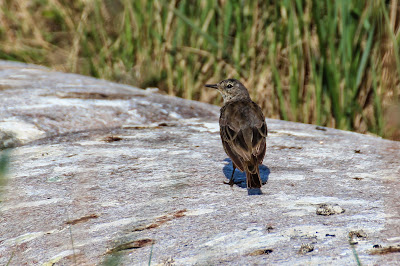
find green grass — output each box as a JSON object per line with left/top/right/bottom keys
{"left": 0, "top": 0, "right": 399, "bottom": 138}
{"left": 0, "top": 150, "right": 9, "bottom": 200}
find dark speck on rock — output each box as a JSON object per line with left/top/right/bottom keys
{"left": 102, "top": 135, "right": 123, "bottom": 142}
{"left": 266, "top": 225, "right": 274, "bottom": 232}
{"left": 249, "top": 249, "right": 273, "bottom": 256}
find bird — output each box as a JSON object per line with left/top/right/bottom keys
{"left": 205, "top": 79, "right": 267, "bottom": 195}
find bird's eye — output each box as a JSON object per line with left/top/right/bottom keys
{"left": 227, "top": 84, "right": 233, "bottom": 88}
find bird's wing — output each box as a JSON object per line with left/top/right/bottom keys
{"left": 220, "top": 101, "right": 267, "bottom": 168}
{"left": 221, "top": 136, "right": 245, "bottom": 171}
{"left": 253, "top": 126, "right": 267, "bottom": 164}
{"left": 250, "top": 102, "right": 267, "bottom": 164}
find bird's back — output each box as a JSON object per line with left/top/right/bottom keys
{"left": 219, "top": 99, "right": 267, "bottom": 171}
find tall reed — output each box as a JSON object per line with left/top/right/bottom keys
{"left": 0, "top": 0, "right": 399, "bottom": 138}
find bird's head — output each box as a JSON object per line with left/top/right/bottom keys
{"left": 205, "top": 79, "right": 250, "bottom": 103}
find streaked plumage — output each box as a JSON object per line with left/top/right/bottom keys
{"left": 205, "top": 79, "right": 267, "bottom": 193}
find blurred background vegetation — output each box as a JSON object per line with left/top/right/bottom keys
{"left": 0, "top": 151, "right": 9, "bottom": 202}
{"left": 0, "top": 0, "right": 399, "bottom": 139}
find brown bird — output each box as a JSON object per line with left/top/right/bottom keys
{"left": 205, "top": 79, "right": 267, "bottom": 195}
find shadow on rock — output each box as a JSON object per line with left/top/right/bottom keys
{"left": 222, "top": 158, "right": 270, "bottom": 189}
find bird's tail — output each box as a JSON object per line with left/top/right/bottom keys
{"left": 245, "top": 164, "right": 262, "bottom": 189}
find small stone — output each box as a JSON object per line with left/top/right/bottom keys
{"left": 316, "top": 204, "right": 345, "bottom": 216}
{"left": 348, "top": 230, "right": 368, "bottom": 239}
{"left": 349, "top": 230, "right": 368, "bottom": 245}
{"left": 298, "top": 243, "right": 314, "bottom": 254}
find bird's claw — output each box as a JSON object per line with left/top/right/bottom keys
{"left": 223, "top": 180, "right": 235, "bottom": 187}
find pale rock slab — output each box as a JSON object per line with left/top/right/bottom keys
{"left": 0, "top": 61, "right": 399, "bottom": 265}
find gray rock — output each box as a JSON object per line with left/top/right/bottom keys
{"left": 0, "top": 61, "right": 399, "bottom": 265}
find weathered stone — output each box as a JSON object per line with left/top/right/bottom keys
{"left": 0, "top": 61, "right": 399, "bottom": 265}
{"left": 298, "top": 243, "right": 314, "bottom": 254}
{"left": 316, "top": 203, "right": 345, "bottom": 216}
{"left": 349, "top": 229, "right": 368, "bottom": 245}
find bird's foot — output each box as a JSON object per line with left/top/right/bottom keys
{"left": 223, "top": 179, "right": 235, "bottom": 187}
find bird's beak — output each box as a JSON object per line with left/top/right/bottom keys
{"left": 205, "top": 84, "right": 218, "bottom": 89}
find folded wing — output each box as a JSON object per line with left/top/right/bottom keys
{"left": 220, "top": 100, "right": 267, "bottom": 171}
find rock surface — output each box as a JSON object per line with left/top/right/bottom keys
{"left": 0, "top": 60, "right": 399, "bottom": 265}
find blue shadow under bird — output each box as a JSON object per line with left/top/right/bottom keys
{"left": 222, "top": 158, "right": 270, "bottom": 191}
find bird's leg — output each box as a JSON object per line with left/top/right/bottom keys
{"left": 224, "top": 166, "right": 236, "bottom": 186}
{"left": 229, "top": 167, "right": 236, "bottom": 186}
